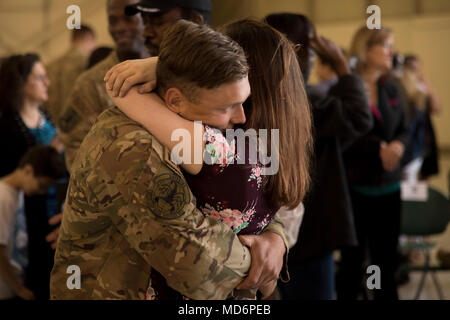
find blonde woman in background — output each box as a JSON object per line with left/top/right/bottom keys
{"left": 400, "top": 54, "right": 441, "bottom": 182}
{"left": 338, "top": 26, "right": 410, "bottom": 300}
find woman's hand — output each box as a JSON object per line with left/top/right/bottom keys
{"left": 50, "top": 136, "right": 65, "bottom": 154}
{"left": 380, "top": 140, "right": 404, "bottom": 172}
{"left": 236, "top": 232, "right": 285, "bottom": 291}
{"left": 104, "top": 57, "right": 158, "bottom": 98}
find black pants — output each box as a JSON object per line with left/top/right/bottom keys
{"left": 337, "top": 190, "right": 401, "bottom": 300}
{"left": 24, "top": 195, "right": 54, "bottom": 300}
{"left": 279, "top": 251, "right": 335, "bottom": 300}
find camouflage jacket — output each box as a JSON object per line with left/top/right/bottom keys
{"left": 50, "top": 107, "right": 288, "bottom": 300}
{"left": 58, "top": 51, "right": 119, "bottom": 171}
{"left": 44, "top": 48, "right": 88, "bottom": 122}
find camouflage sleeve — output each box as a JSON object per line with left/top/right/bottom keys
{"left": 262, "top": 213, "right": 290, "bottom": 282}
{"left": 58, "top": 79, "right": 103, "bottom": 172}
{"left": 95, "top": 134, "right": 252, "bottom": 300}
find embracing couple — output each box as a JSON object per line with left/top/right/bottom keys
{"left": 50, "top": 14, "right": 312, "bottom": 300}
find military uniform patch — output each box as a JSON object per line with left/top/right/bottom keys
{"left": 146, "top": 172, "right": 190, "bottom": 219}
{"left": 59, "top": 108, "right": 82, "bottom": 133}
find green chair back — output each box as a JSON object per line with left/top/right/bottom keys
{"left": 401, "top": 187, "right": 450, "bottom": 236}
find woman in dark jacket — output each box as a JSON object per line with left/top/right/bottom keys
{"left": 265, "top": 13, "right": 373, "bottom": 300}
{"left": 338, "top": 26, "right": 410, "bottom": 300}
{"left": 0, "top": 54, "right": 64, "bottom": 300}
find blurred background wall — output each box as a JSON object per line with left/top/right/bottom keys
{"left": 1, "top": 0, "right": 449, "bottom": 149}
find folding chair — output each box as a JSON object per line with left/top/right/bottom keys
{"left": 400, "top": 186, "right": 450, "bottom": 300}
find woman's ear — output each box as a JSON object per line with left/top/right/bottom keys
{"left": 164, "top": 88, "right": 184, "bottom": 114}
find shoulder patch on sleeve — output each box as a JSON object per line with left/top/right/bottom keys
{"left": 146, "top": 172, "right": 191, "bottom": 220}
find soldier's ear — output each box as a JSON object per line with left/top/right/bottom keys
{"left": 191, "top": 13, "right": 204, "bottom": 25}
{"left": 165, "top": 88, "right": 184, "bottom": 114}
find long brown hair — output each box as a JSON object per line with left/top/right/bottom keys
{"left": 222, "top": 19, "right": 313, "bottom": 209}
{"left": 0, "top": 53, "right": 40, "bottom": 114}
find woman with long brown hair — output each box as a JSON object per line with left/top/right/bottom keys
{"left": 266, "top": 13, "right": 372, "bottom": 300}
{"left": 221, "top": 20, "right": 312, "bottom": 209}
{"left": 103, "top": 19, "right": 313, "bottom": 299}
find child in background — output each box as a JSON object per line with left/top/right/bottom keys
{"left": 0, "top": 146, "right": 65, "bottom": 300}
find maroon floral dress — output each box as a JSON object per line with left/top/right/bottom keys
{"left": 185, "top": 125, "right": 279, "bottom": 235}
{"left": 145, "top": 125, "right": 279, "bottom": 300}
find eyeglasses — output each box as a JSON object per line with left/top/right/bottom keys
{"left": 31, "top": 74, "right": 49, "bottom": 82}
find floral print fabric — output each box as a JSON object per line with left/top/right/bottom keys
{"left": 145, "top": 125, "right": 279, "bottom": 300}
{"left": 185, "top": 125, "right": 279, "bottom": 235}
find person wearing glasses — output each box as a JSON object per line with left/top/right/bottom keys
{"left": 0, "top": 53, "right": 65, "bottom": 300}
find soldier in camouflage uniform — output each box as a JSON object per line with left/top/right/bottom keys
{"left": 58, "top": 0, "right": 148, "bottom": 171}
{"left": 50, "top": 106, "right": 287, "bottom": 300}
{"left": 44, "top": 25, "right": 96, "bottom": 123}
{"left": 58, "top": 51, "right": 120, "bottom": 169}
{"left": 50, "top": 20, "right": 288, "bottom": 300}
{"left": 58, "top": 0, "right": 216, "bottom": 172}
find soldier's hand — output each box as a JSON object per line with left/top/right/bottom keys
{"left": 258, "top": 279, "right": 277, "bottom": 300}
{"left": 104, "top": 57, "right": 158, "bottom": 97}
{"left": 236, "top": 232, "right": 285, "bottom": 290}
{"left": 46, "top": 213, "right": 62, "bottom": 249}
{"left": 16, "top": 286, "right": 35, "bottom": 300}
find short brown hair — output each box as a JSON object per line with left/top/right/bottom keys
{"left": 18, "top": 146, "right": 65, "bottom": 180}
{"left": 72, "top": 24, "right": 95, "bottom": 41}
{"left": 156, "top": 20, "right": 248, "bottom": 102}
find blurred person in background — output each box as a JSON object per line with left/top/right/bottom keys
{"left": 57, "top": 0, "right": 149, "bottom": 171}
{"left": 338, "top": 26, "right": 410, "bottom": 300}
{"left": 125, "top": 0, "right": 211, "bottom": 57}
{"left": 0, "top": 54, "right": 61, "bottom": 175}
{"left": 86, "top": 46, "right": 114, "bottom": 70}
{"left": 44, "top": 25, "right": 96, "bottom": 122}
{"left": 0, "top": 53, "right": 65, "bottom": 300}
{"left": 309, "top": 54, "right": 338, "bottom": 98}
{"left": 400, "top": 54, "right": 441, "bottom": 182}
{"left": 0, "top": 146, "right": 64, "bottom": 300}
{"left": 265, "top": 13, "right": 372, "bottom": 300}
